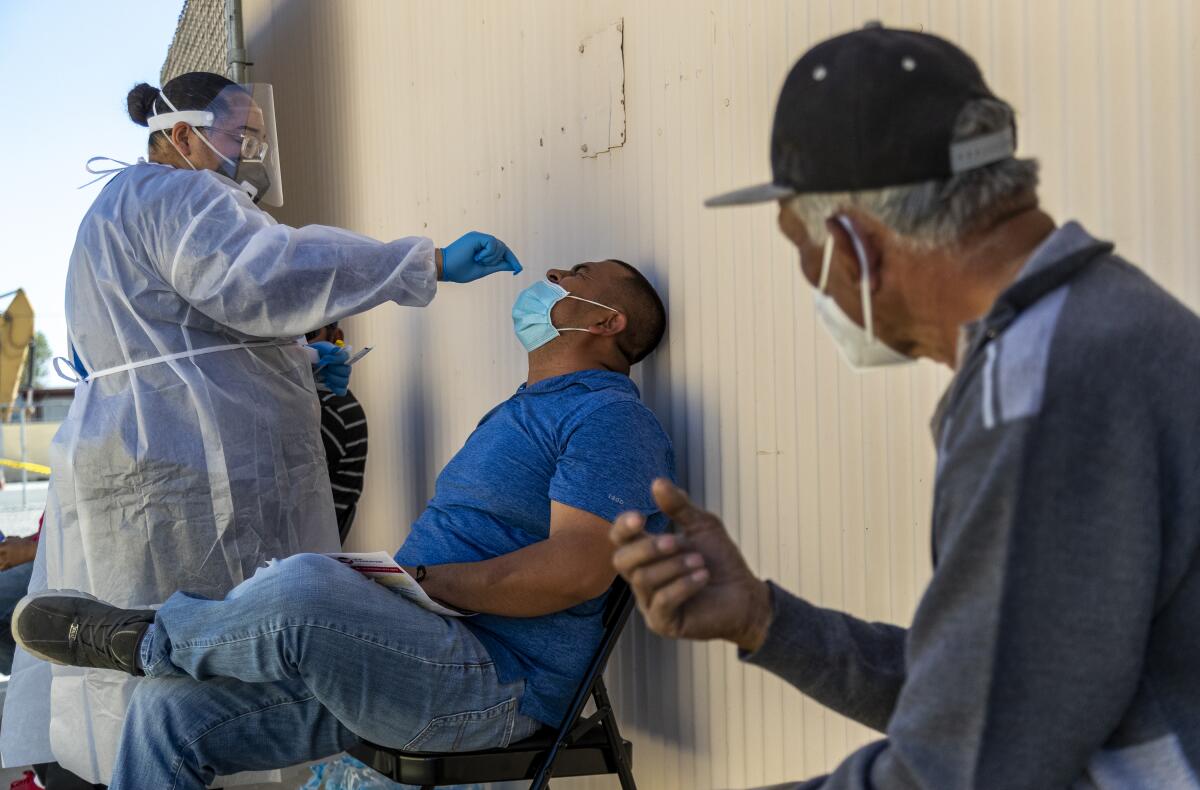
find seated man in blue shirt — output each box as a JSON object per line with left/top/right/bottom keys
{"left": 12, "top": 259, "right": 674, "bottom": 790}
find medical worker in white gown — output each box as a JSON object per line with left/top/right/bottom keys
{"left": 0, "top": 72, "right": 522, "bottom": 784}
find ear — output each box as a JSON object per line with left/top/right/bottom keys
{"left": 332, "top": 328, "right": 346, "bottom": 344}
{"left": 170, "top": 122, "right": 194, "bottom": 157}
{"left": 588, "top": 310, "right": 627, "bottom": 338}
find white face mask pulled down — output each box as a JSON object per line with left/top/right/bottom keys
{"left": 812, "top": 215, "right": 913, "bottom": 370}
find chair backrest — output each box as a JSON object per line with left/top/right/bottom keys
{"left": 550, "top": 579, "right": 634, "bottom": 739}
{"left": 602, "top": 577, "right": 634, "bottom": 630}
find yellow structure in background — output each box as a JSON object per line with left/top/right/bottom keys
{"left": 0, "top": 423, "right": 57, "bottom": 482}
{"left": 0, "top": 458, "right": 50, "bottom": 476}
{"left": 0, "top": 289, "right": 34, "bottom": 423}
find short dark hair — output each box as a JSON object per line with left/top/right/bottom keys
{"left": 607, "top": 260, "right": 667, "bottom": 364}
{"left": 304, "top": 321, "right": 339, "bottom": 343}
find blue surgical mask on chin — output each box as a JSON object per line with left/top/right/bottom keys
{"left": 512, "top": 280, "right": 618, "bottom": 352}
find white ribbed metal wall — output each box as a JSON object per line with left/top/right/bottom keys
{"left": 243, "top": 1, "right": 1200, "bottom": 786}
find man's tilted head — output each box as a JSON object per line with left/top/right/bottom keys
{"left": 542, "top": 259, "right": 667, "bottom": 365}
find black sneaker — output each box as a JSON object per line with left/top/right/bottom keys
{"left": 12, "top": 590, "right": 155, "bottom": 676}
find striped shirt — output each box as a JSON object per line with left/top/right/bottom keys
{"left": 316, "top": 385, "right": 368, "bottom": 542}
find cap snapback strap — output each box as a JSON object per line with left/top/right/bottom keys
{"left": 949, "top": 126, "right": 1015, "bottom": 174}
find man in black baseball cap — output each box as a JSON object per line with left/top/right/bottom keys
{"left": 612, "top": 23, "right": 1200, "bottom": 789}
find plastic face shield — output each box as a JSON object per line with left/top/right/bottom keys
{"left": 149, "top": 83, "right": 284, "bottom": 206}
{"left": 208, "top": 83, "right": 283, "bottom": 206}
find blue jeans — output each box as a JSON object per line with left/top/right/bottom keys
{"left": 110, "top": 554, "right": 541, "bottom": 790}
{"left": 0, "top": 560, "right": 35, "bottom": 675}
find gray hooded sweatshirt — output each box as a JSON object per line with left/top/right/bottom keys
{"left": 745, "top": 222, "right": 1200, "bottom": 789}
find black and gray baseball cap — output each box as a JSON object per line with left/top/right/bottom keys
{"left": 705, "top": 23, "right": 1016, "bottom": 207}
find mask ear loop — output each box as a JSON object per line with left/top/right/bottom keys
{"left": 557, "top": 294, "right": 620, "bottom": 334}
{"left": 183, "top": 122, "right": 260, "bottom": 201}
{"left": 153, "top": 90, "right": 239, "bottom": 175}
{"left": 834, "top": 215, "right": 877, "bottom": 344}
{"left": 154, "top": 91, "right": 200, "bottom": 172}
{"left": 563, "top": 294, "right": 618, "bottom": 313}
{"left": 818, "top": 235, "right": 834, "bottom": 292}
{"left": 190, "top": 127, "right": 238, "bottom": 171}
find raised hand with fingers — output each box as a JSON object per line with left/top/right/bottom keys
{"left": 610, "top": 478, "right": 773, "bottom": 652}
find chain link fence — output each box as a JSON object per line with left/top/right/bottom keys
{"left": 161, "top": 0, "right": 228, "bottom": 84}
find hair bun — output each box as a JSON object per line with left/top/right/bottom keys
{"left": 126, "top": 83, "right": 160, "bottom": 127}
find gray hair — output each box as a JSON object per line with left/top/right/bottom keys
{"left": 788, "top": 98, "right": 1040, "bottom": 248}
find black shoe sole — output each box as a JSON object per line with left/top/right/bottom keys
{"left": 13, "top": 588, "right": 107, "bottom": 666}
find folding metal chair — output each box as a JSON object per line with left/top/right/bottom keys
{"left": 348, "top": 580, "right": 638, "bottom": 789}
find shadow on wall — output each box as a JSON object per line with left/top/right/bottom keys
{"left": 609, "top": 377, "right": 709, "bottom": 757}
{"left": 616, "top": 614, "right": 694, "bottom": 750}
{"left": 398, "top": 322, "right": 434, "bottom": 521}
{"left": 248, "top": 0, "right": 360, "bottom": 230}
{"left": 246, "top": 1, "right": 442, "bottom": 533}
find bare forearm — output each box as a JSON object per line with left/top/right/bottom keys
{"left": 0, "top": 537, "right": 37, "bottom": 571}
{"left": 416, "top": 537, "right": 614, "bottom": 617}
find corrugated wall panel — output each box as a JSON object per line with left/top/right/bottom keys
{"left": 239, "top": 2, "right": 1200, "bottom": 786}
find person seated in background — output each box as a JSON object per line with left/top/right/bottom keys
{"left": 13, "top": 259, "right": 674, "bottom": 790}
{"left": 0, "top": 518, "right": 99, "bottom": 790}
{"left": 0, "top": 522, "right": 39, "bottom": 675}
{"left": 305, "top": 321, "right": 369, "bottom": 542}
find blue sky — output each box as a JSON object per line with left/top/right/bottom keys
{"left": 0, "top": 2, "right": 184, "bottom": 372}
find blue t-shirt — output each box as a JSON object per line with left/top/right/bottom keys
{"left": 395, "top": 369, "right": 674, "bottom": 725}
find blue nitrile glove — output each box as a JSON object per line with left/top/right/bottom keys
{"left": 308, "top": 341, "right": 351, "bottom": 396}
{"left": 439, "top": 231, "right": 523, "bottom": 283}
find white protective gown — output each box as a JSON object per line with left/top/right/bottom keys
{"left": 0, "top": 162, "right": 437, "bottom": 782}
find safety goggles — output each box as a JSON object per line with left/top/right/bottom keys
{"left": 204, "top": 127, "right": 271, "bottom": 162}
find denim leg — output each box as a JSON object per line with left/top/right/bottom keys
{"left": 109, "top": 675, "right": 355, "bottom": 790}
{"left": 140, "top": 554, "right": 540, "bottom": 750}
